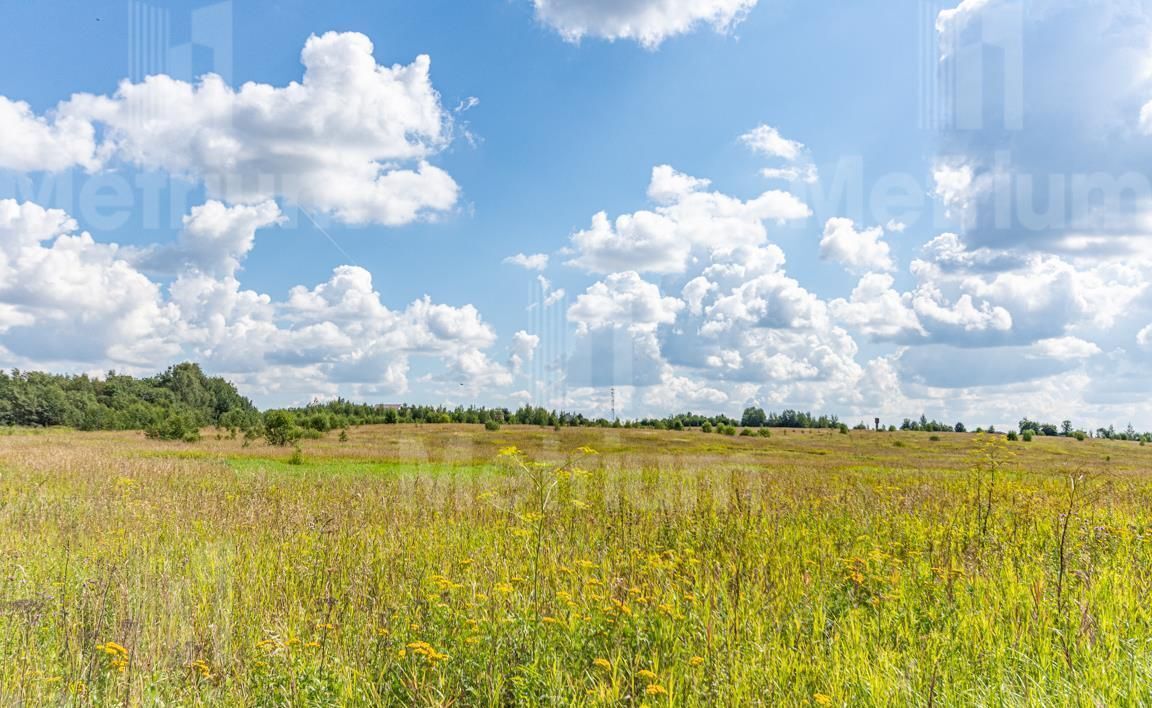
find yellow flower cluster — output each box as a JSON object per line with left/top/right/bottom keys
{"left": 406, "top": 641, "right": 448, "bottom": 665}
{"left": 96, "top": 642, "right": 129, "bottom": 673}
{"left": 188, "top": 659, "right": 213, "bottom": 680}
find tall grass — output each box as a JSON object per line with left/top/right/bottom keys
{"left": 0, "top": 427, "right": 1149, "bottom": 705}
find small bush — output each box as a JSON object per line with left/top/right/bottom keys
{"left": 338, "top": 428, "right": 349, "bottom": 443}
{"left": 287, "top": 447, "right": 304, "bottom": 465}
{"left": 144, "top": 412, "right": 201, "bottom": 443}
{"left": 701, "top": 422, "right": 713, "bottom": 433}
{"left": 1074, "top": 431, "right": 1086, "bottom": 441}
{"left": 739, "top": 428, "right": 753, "bottom": 437}
{"left": 758, "top": 429, "right": 772, "bottom": 438}
{"left": 892, "top": 440, "right": 905, "bottom": 448}
{"left": 929, "top": 435, "right": 940, "bottom": 441}
{"left": 1007, "top": 431, "right": 1019, "bottom": 441}
{"left": 264, "top": 410, "right": 303, "bottom": 447}
{"left": 721, "top": 425, "right": 737, "bottom": 436}
{"left": 1022, "top": 431, "right": 1033, "bottom": 442}
{"left": 484, "top": 420, "right": 501, "bottom": 431}
{"left": 838, "top": 424, "right": 849, "bottom": 434}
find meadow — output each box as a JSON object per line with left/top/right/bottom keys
{"left": 1, "top": 424, "right": 1150, "bottom": 706}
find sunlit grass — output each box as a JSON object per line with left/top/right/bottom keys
{"left": 0, "top": 425, "right": 1149, "bottom": 704}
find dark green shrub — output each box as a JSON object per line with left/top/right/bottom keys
{"left": 144, "top": 411, "right": 201, "bottom": 442}
{"left": 264, "top": 410, "right": 302, "bottom": 447}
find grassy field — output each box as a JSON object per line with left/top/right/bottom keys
{"left": 1, "top": 425, "right": 1150, "bottom": 705}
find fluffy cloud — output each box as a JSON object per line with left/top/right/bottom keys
{"left": 819, "top": 218, "right": 895, "bottom": 274}
{"left": 0, "top": 97, "right": 98, "bottom": 172}
{"left": 567, "top": 165, "right": 810, "bottom": 274}
{"left": 740, "top": 124, "right": 804, "bottom": 161}
{"left": 504, "top": 253, "right": 550, "bottom": 271}
{"left": 533, "top": 0, "right": 758, "bottom": 48}
{"left": 0, "top": 200, "right": 177, "bottom": 364}
{"left": 0, "top": 199, "right": 514, "bottom": 401}
{"left": 741, "top": 124, "right": 818, "bottom": 184}
{"left": 568, "top": 271, "right": 683, "bottom": 334}
{"left": 829, "top": 273, "right": 925, "bottom": 340}
{"left": 1033, "top": 336, "right": 1102, "bottom": 361}
{"left": 559, "top": 163, "right": 870, "bottom": 415}
{"left": 2, "top": 32, "right": 459, "bottom": 226}
{"left": 134, "top": 200, "right": 283, "bottom": 278}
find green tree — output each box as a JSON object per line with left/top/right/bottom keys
{"left": 263, "top": 410, "right": 302, "bottom": 447}
{"left": 740, "top": 407, "right": 767, "bottom": 427}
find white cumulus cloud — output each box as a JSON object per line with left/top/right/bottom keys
{"left": 533, "top": 0, "right": 758, "bottom": 48}
{"left": 504, "top": 253, "right": 550, "bottom": 270}
{"left": 2, "top": 32, "right": 459, "bottom": 227}
{"left": 567, "top": 165, "right": 810, "bottom": 274}
{"left": 819, "top": 218, "right": 895, "bottom": 274}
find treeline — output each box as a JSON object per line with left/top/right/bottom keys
{"left": 5, "top": 363, "right": 1151, "bottom": 445}
{"left": 0, "top": 363, "right": 258, "bottom": 440}
{"left": 900, "top": 415, "right": 966, "bottom": 433}
{"left": 739, "top": 408, "right": 841, "bottom": 429}
{"left": 275, "top": 400, "right": 619, "bottom": 432}
{"left": 273, "top": 401, "right": 850, "bottom": 434}
{"left": 1017, "top": 418, "right": 1150, "bottom": 442}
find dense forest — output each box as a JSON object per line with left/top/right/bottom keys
{"left": 0, "top": 363, "right": 259, "bottom": 440}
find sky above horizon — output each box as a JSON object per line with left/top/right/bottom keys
{"left": 1, "top": 0, "right": 1151, "bottom": 430}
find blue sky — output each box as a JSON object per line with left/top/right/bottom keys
{"left": 1, "top": 0, "right": 1150, "bottom": 430}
